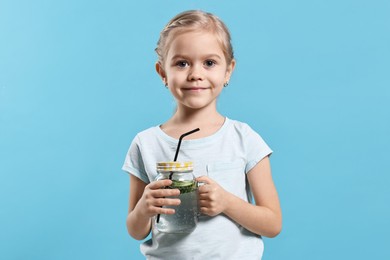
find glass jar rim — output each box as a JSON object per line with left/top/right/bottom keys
{"left": 157, "top": 161, "right": 193, "bottom": 172}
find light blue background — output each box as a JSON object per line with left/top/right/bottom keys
{"left": 1, "top": 0, "right": 389, "bottom": 259}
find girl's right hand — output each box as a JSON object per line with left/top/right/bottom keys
{"left": 138, "top": 179, "right": 181, "bottom": 218}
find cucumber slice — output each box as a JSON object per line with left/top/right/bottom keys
{"left": 170, "top": 180, "right": 196, "bottom": 193}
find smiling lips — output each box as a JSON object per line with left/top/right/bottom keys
{"left": 182, "top": 87, "right": 210, "bottom": 91}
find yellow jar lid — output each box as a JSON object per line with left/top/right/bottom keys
{"left": 157, "top": 161, "right": 193, "bottom": 172}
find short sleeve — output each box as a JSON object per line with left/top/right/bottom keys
{"left": 244, "top": 125, "right": 273, "bottom": 174}
{"left": 122, "top": 135, "right": 150, "bottom": 183}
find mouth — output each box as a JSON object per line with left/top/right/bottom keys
{"left": 182, "top": 87, "right": 210, "bottom": 91}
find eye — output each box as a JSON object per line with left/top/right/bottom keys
{"left": 176, "top": 60, "right": 189, "bottom": 68}
{"left": 204, "top": 60, "right": 216, "bottom": 67}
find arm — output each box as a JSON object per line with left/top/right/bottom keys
{"left": 126, "top": 174, "right": 181, "bottom": 240}
{"left": 197, "top": 156, "right": 282, "bottom": 237}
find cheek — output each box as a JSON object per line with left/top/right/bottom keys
{"left": 167, "top": 72, "right": 186, "bottom": 84}
{"left": 211, "top": 73, "right": 227, "bottom": 85}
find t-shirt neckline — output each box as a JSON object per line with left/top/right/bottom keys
{"left": 156, "top": 117, "right": 230, "bottom": 148}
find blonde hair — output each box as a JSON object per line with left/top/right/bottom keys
{"left": 155, "top": 10, "right": 234, "bottom": 66}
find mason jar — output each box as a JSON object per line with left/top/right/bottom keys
{"left": 154, "top": 161, "right": 198, "bottom": 233}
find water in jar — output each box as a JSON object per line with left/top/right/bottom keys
{"left": 155, "top": 180, "right": 198, "bottom": 233}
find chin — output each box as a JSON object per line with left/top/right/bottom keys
{"left": 182, "top": 101, "right": 215, "bottom": 110}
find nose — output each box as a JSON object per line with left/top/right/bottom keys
{"left": 187, "top": 64, "right": 204, "bottom": 81}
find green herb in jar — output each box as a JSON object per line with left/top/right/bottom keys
{"left": 170, "top": 180, "right": 196, "bottom": 194}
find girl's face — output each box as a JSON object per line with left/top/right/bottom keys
{"left": 157, "top": 30, "right": 235, "bottom": 111}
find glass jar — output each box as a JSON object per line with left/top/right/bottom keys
{"left": 154, "top": 161, "right": 198, "bottom": 233}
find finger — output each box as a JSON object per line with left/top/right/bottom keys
{"left": 198, "top": 196, "right": 214, "bottom": 206}
{"left": 156, "top": 206, "right": 176, "bottom": 215}
{"left": 154, "top": 197, "right": 181, "bottom": 207}
{"left": 199, "top": 206, "right": 211, "bottom": 216}
{"left": 198, "top": 182, "right": 214, "bottom": 193}
{"left": 196, "top": 176, "right": 213, "bottom": 185}
{"left": 153, "top": 188, "right": 180, "bottom": 198}
{"left": 198, "top": 199, "right": 208, "bottom": 208}
{"left": 199, "top": 205, "right": 219, "bottom": 217}
{"left": 198, "top": 192, "right": 210, "bottom": 200}
{"left": 148, "top": 179, "right": 173, "bottom": 190}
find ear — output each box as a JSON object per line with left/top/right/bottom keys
{"left": 225, "top": 59, "right": 236, "bottom": 83}
{"left": 156, "top": 62, "right": 167, "bottom": 85}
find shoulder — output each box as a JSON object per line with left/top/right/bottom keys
{"left": 226, "top": 118, "right": 259, "bottom": 136}
{"left": 135, "top": 124, "right": 163, "bottom": 139}
{"left": 130, "top": 125, "right": 161, "bottom": 146}
{"left": 226, "top": 118, "right": 269, "bottom": 147}
{"left": 136, "top": 126, "right": 159, "bottom": 138}
{"left": 226, "top": 118, "right": 272, "bottom": 168}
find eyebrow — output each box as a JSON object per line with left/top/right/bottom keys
{"left": 170, "top": 54, "right": 223, "bottom": 61}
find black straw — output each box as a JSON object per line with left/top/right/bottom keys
{"left": 173, "top": 128, "right": 200, "bottom": 162}
{"left": 156, "top": 128, "right": 200, "bottom": 224}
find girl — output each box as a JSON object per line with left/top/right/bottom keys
{"left": 122, "top": 10, "right": 282, "bottom": 259}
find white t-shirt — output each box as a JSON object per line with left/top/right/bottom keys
{"left": 122, "top": 117, "right": 272, "bottom": 259}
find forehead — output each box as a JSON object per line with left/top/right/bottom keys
{"left": 165, "top": 30, "right": 225, "bottom": 59}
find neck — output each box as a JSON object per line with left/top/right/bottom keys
{"left": 173, "top": 102, "right": 224, "bottom": 126}
{"left": 161, "top": 104, "right": 225, "bottom": 139}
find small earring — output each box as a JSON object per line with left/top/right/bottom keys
{"left": 223, "top": 82, "right": 229, "bottom": 87}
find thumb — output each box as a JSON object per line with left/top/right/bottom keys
{"left": 196, "top": 175, "right": 213, "bottom": 185}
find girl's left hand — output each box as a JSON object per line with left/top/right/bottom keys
{"left": 196, "top": 176, "right": 229, "bottom": 216}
